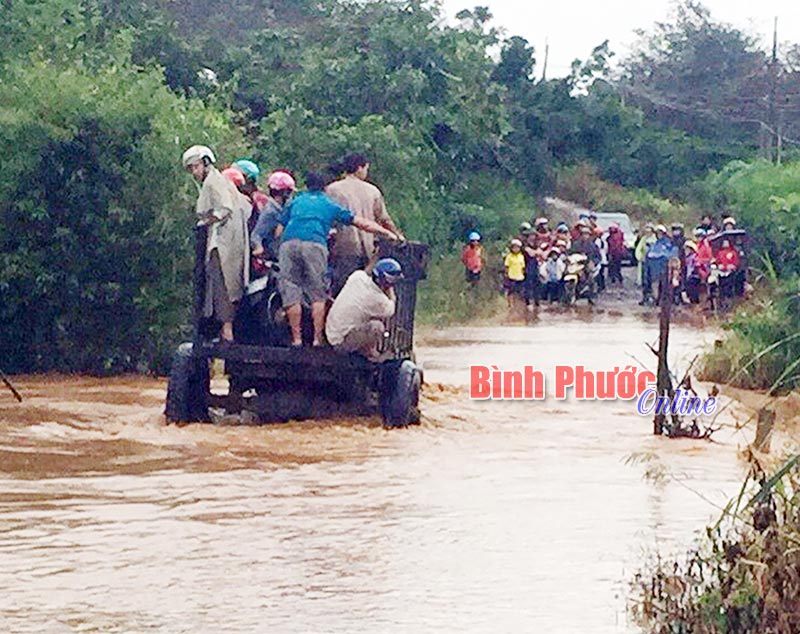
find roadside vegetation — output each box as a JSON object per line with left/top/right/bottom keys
{"left": 1, "top": 0, "right": 799, "bottom": 379}
{"left": 631, "top": 453, "right": 800, "bottom": 633}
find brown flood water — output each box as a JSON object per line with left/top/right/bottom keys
{"left": 0, "top": 313, "right": 750, "bottom": 633}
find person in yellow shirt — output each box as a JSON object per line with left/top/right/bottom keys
{"left": 503, "top": 238, "right": 526, "bottom": 307}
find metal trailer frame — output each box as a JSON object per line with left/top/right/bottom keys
{"left": 165, "top": 227, "right": 429, "bottom": 427}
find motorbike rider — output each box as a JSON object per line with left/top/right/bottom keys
{"left": 571, "top": 214, "right": 590, "bottom": 241}
{"left": 570, "top": 225, "right": 601, "bottom": 300}
{"left": 715, "top": 238, "right": 740, "bottom": 300}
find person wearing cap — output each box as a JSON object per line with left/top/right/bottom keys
{"left": 278, "top": 172, "right": 400, "bottom": 348}
{"left": 461, "top": 231, "right": 484, "bottom": 286}
{"left": 539, "top": 247, "right": 566, "bottom": 303}
{"left": 325, "top": 258, "right": 403, "bottom": 361}
{"left": 503, "top": 239, "right": 526, "bottom": 307}
{"left": 183, "top": 144, "right": 251, "bottom": 342}
{"left": 251, "top": 170, "right": 296, "bottom": 263}
{"left": 325, "top": 153, "right": 404, "bottom": 296}
{"left": 721, "top": 216, "right": 737, "bottom": 232}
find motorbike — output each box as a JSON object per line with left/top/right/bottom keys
{"left": 707, "top": 264, "right": 735, "bottom": 312}
{"left": 562, "top": 254, "right": 599, "bottom": 305}
{"left": 233, "top": 257, "right": 290, "bottom": 346}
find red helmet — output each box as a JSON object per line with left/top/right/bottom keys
{"left": 221, "top": 167, "right": 246, "bottom": 187}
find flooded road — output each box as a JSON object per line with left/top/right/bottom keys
{"left": 0, "top": 313, "right": 749, "bottom": 633}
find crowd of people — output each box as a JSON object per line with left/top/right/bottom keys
{"left": 461, "top": 212, "right": 748, "bottom": 311}
{"left": 182, "top": 144, "right": 406, "bottom": 360}
{"left": 636, "top": 215, "right": 748, "bottom": 308}
{"left": 463, "top": 212, "right": 627, "bottom": 307}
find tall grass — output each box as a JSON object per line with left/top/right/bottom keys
{"left": 417, "top": 250, "right": 507, "bottom": 326}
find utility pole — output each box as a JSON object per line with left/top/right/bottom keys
{"left": 768, "top": 17, "right": 780, "bottom": 164}
{"left": 541, "top": 39, "right": 549, "bottom": 82}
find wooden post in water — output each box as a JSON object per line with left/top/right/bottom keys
{"left": 654, "top": 267, "right": 672, "bottom": 435}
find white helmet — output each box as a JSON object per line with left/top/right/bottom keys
{"left": 182, "top": 145, "right": 216, "bottom": 168}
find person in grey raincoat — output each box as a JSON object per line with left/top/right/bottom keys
{"left": 183, "top": 145, "right": 251, "bottom": 342}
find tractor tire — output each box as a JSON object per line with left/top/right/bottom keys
{"left": 380, "top": 360, "right": 422, "bottom": 429}
{"left": 165, "top": 343, "right": 210, "bottom": 423}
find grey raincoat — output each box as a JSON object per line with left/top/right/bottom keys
{"left": 195, "top": 166, "right": 251, "bottom": 318}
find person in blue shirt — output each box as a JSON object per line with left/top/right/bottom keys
{"left": 277, "top": 172, "right": 400, "bottom": 347}
{"left": 643, "top": 224, "right": 678, "bottom": 305}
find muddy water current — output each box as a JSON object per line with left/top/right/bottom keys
{"left": 0, "top": 314, "right": 750, "bottom": 633}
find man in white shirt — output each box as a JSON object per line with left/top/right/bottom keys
{"left": 325, "top": 258, "right": 403, "bottom": 360}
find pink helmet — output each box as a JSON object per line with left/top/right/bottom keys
{"left": 267, "top": 170, "right": 296, "bottom": 192}
{"left": 221, "top": 167, "right": 246, "bottom": 187}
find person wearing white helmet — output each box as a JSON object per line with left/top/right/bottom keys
{"left": 461, "top": 231, "right": 484, "bottom": 286}
{"left": 504, "top": 238, "right": 526, "bottom": 308}
{"left": 183, "top": 144, "right": 251, "bottom": 342}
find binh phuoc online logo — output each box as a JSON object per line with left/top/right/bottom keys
{"left": 469, "top": 365, "right": 718, "bottom": 415}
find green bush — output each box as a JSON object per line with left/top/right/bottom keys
{"left": 0, "top": 58, "right": 244, "bottom": 373}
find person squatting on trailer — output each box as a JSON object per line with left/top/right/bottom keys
{"left": 325, "top": 153, "right": 404, "bottom": 296}
{"left": 183, "top": 145, "right": 251, "bottom": 342}
{"left": 325, "top": 258, "right": 403, "bottom": 361}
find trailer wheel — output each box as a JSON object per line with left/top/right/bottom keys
{"left": 381, "top": 360, "right": 421, "bottom": 429}
{"left": 165, "top": 343, "right": 210, "bottom": 423}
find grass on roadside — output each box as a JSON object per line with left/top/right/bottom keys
{"left": 416, "top": 250, "right": 507, "bottom": 327}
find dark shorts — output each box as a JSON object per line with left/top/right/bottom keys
{"left": 465, "top": 269, "right": 481, "bottom": 282}
{"left": 278, "top": 239, "right": 329, "bottom": 307}
{"left": 503, "top": 279, "right": 525, "bottom": 295}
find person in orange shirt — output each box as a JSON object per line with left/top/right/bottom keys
{"left": 461, "top": 231, "right": 484, "bottom": 286}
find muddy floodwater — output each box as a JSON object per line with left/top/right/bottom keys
{"left": 0, "top": 313, "right": 750, "bottom": 633}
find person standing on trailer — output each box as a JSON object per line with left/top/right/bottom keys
{"left": 325, "top": 153, "right": 404, "bottom": 296}
{"left": 277, "top": 172, "right": 400, "bottom": 348}
{"left": 183, "top": 144, "right": 251, "bottom": 343}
